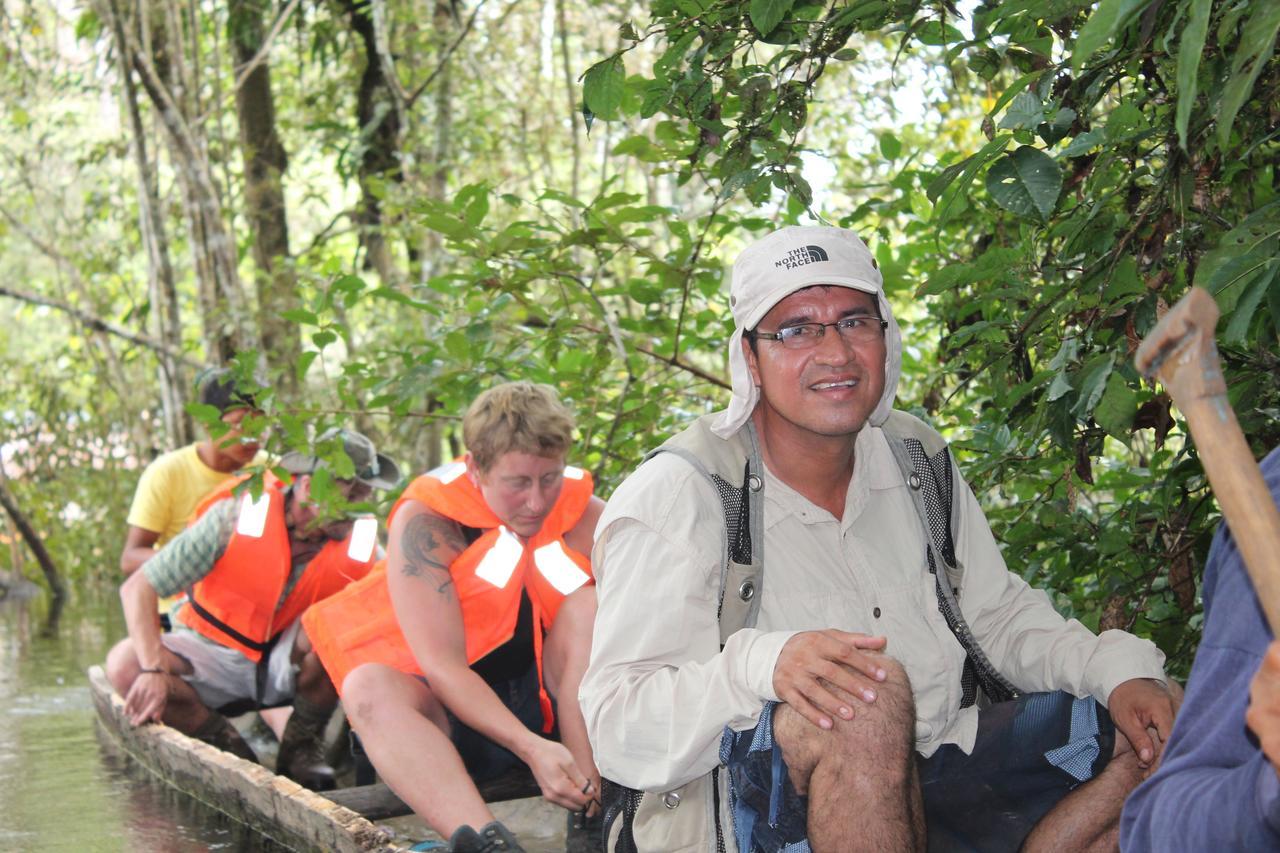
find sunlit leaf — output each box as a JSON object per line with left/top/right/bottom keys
{"left": 1060, "top": 130, "right": 1104, "bottom": 158}
{"left": 879, "top": 132, "right": 901, "bottom": 160}
{"left": 583, "top": 57, "right": 626, "bottom": 120}
{"left": 749, "top": 0, "right": 794, "bottom": 36}
{"left": 1072, "top": 0, "right": 1146, "bottom": 71}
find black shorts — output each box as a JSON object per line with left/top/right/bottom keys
{"left": 443, "top": 663, "right": 546, "bottom": 783}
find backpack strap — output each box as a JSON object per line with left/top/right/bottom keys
{"left": 645, "top": 417, "right": 765, "bottom": 645}
{"left": 881, "top": 411, "right": 1019, "bottom": 706}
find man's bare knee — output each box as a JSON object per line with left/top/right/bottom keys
{"left": 864, "top": 656, "right": 915, "bottom": 741}
{"left": 342, "top": 664, "right": 393, "bottom": 727}
{"left": 342, "top": 664, "right": 446, "bottom": 734}
{"left": 105, "top": 639, "right": 138, "bottom": 694}
{"left": 775, "top": 656, "right": 915, "bottom": 793}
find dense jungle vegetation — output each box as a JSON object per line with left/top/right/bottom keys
{"left": 1, "top": 0, "right": 1277, "bottom": 673}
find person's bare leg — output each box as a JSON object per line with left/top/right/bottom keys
{"left": 343, "top": 663, "right": 493, "bottom": 837}
{"left": 292, "top": 626, "right": 339, "bottom": 708}
{"left": 104, "top": 636, "right": 210, "bottom": 733}
{"left": 542, "top": 586, "right": 600, "bottom": 801}
{"left": 772, "top": 655, "right": 923, "bottom": 853}
{"left": 1021, "top": 731, "right": 1147, "bottom": 853}
{"left": 259, "top": 706, "right": 291, "bottom": 739}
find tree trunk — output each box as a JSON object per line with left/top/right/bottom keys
{"left": 555, "top": 0, "right": 580, "bottom": 201}
{"left": 410, "top": 0, "right": 459, "bottom": 471}
{"left": 229, "top": 0, "right": 300, "bottom": 395}
{"left": 110, "top": 0, "right": 257, "bottom": 364}
{"left": 340, "top": 0, "right": 405, "bottom": 287}
{"left": 0, "top": 480, "right": 65, "bottom": 603}
{"left": 106, "top": 0, "right": 190, "bottom": 445}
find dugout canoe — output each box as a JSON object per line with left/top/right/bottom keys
{"left": 88, "top": 665, "right": 548, "bottom": 851}
{"left": 88, "top": 664, "right": 408, "bottom": 852}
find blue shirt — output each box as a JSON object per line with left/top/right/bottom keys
{"left": 1120, "top": 447, "right": 1280, "bottom": 851}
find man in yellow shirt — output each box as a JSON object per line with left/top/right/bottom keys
{"left": 120, "top": 369, "right": 264, "bottom": 575}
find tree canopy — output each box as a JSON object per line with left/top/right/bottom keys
{"left": 1, "top": 0, "right": 1277, "bottom": 673}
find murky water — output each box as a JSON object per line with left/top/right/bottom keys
{"left": 0, "top": 582, "right": 286, "bottom": 852}
{"left": 0, "top": 582, "right": 569, "bottom": 852}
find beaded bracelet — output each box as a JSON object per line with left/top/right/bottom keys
{"left": 138, "top": 667, "right": 168, "bottom": 676}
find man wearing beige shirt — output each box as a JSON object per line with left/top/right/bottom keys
{"left": 581, "top": 226, "right": 1178, "bottom": 853}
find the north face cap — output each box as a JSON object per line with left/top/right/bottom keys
{"left": 729, "top": 226, "right": 883, "bottom": 333}
{"left": 711, "top": 225, "right": 898, "bottom": 439}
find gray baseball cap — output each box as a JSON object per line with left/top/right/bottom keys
{"left": 279, "top": 427, "right": 401, "bottom": 490}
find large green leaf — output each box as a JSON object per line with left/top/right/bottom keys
{"left": 1094, "top": 372, "right": 1137, "bottom": 442}
{"left": 1047, "top": 371, "right": 1074, "bottom": 402}
{"left": 583, "top": 56, "right": 626, "bottom": 121}
{"left": 998, "top": 91, "right": 1044, "bottom": 131}
{"left": 1174, "top": 0, "right": 1212, "bottom": 151}
{"left": 1216, "top": 3, "right": 1280, "bottom": 148}
{"left": 1195, "top": 203, "right": 1280, "bottom": 312}
{"left": 1060, "top": 130, "right": 1104, "bottom": 157}
{"left": 1224, "top": 265, "right": 1278, "bottom": 345}
{"left": 750, "top": 0, "right": 795, "bottom": 36}
{"left": 1072, "top": 353, "right": 1116, "bottom": 418}
{"left": 985, "top": 145, "right": 1062, "bottom": 221}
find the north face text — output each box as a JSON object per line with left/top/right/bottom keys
{"left": 774, "top": 245, "right": 830, "bottom": 270}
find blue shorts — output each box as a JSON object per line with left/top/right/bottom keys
{"left": 721, "top": 691, "right": 1115, "bottom": 853}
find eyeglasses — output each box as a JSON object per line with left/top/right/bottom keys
{"left": 749, "top": 316, "right": 888, "bottom": 349}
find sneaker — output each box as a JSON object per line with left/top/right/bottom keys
{"left": 566, "top": 808, "right": 605, "bottom": 853}
{"left": 447, "top": 820, "right": 527, "bottom": 852}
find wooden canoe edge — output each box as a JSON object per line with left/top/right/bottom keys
{"left": 327, "top": 768, "right": 542, "bottom": 820}
{"left": 87, "top": 665, "right": 407, "bottom": 853}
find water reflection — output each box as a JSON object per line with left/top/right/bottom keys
{"left": 0, "top": 583, "right": 285, "bottom": 852}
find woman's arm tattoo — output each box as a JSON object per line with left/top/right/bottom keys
{"left": 400, "top": 514, "right": 465, "bottom": 594}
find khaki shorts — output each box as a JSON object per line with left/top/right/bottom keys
{"left": 161, "top": 619, "right": 301, "bottom": 711}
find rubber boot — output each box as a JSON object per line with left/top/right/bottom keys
{"left": 274, "top": 694, "right": 337, "bottom": 790}
{"left": 191, "top": 712, "right": 259, "bottom": 764}
{"left": 447, "top": 820, "right": 527, "bottom": 852}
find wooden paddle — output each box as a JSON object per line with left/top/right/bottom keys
{"left": 1135, "top": 286, "right": 1280, "bottom": 632}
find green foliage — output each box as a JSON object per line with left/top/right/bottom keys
{"left": 2, "top": 0, "right": 1278, "bottom": 681}
{"left": 581, "top": 0, "right": 1280, "bottom": 673}
{"left": 0, "top": 358, "right": 136, "bottom": 582}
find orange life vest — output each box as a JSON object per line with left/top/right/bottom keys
{"left": 176, "top": 473, "right": 379, "bottom": 662}
{"left": 302, "top": 461, "right": 594, "bottom": 732}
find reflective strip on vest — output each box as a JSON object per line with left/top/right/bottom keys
{"left": 563, "top": 465, "right": 585, "bottom": 480}
{"left": 429, "top": 461, "right": 467, "bottom": 484}
{"left": 474, "top": 526, "right": 523, "bottom": 589}
{"left": 533, "top": 540, "right": 590, "bottom": 595}
{"left": 347, "top": 516, "right": 378, "bottom": 562}
{"left": 236, "top": 492, "right": 272, "bottom": 538}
